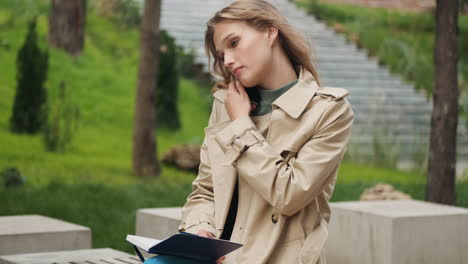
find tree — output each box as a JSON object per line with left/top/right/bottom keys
{"left": 10, "top": 19, "right": 48, "bottom": 134}
{"left": 42, "top": 81, "right": 80, "bottom": 153}
{"left": 48, "top": 0, "right": 87, "bottom": 56}
{"left": 133, "top": 0, "right": 162, "bottom": 177}
{"left": 156, "top": 30, "right": 181, "bottom": 130}
{"left": 426, "top": 0, "right": 459, "bottom": 205}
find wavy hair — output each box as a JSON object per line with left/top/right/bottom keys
{"left": 205, "top": 0, "right": 320, "bottom": 86}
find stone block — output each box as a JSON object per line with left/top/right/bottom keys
{"left": 326, "top": 200, "right": 468, "bottom": 264}
{"left": 136, "top": 207, "right": 182, "bottom": 240}
{"left": 0, "top": 248, "right": 139, "bottom": 264}
{"left": 0, "top": 215, "right": 91, "bottom": 255}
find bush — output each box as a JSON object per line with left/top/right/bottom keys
{"left": 93, "top": 0, "right": 141, "bottom": 28}
{"left": 177, "top": 45, "right": 197, "bottom": 78}
{"left": 9, "top": 18, "right": 48, "bottom": 134}
{"left": 113, "top": 0, "right": 141, "bottom": 28}
{"left": 1, "top": 167, "right": 26, "bottom": 188}
{"left": 42, "top": 81, "right": 80, "bottom": 152}
{"left": 155, "top": 30, "right": 181, "bottom": 130}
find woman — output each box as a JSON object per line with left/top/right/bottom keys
{"left": 148, "top": 1, "right": 353, "bottom": 263}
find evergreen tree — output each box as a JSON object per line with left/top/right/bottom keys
{"left": 10, "top": 19, "right": 49, "bottom": 134}
{"left": 156, "top": 30, "right": 181, "bottom": 130}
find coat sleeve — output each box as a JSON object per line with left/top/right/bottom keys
{"left": 214, "top": 98, "right": 354, "bottom": 217}
{"left": 178, "top": 100, "right": 218, "bottom": 236}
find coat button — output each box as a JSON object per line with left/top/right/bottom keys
{"left": 271, "top": 214, "right": 279, "bottom": 224}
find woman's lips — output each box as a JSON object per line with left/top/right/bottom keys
{"left": 233, "top": 67, "right": 243, "bottom": 79}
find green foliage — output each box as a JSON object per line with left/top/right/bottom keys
{"left": 371, "top": 131, "right": 399, "bottom": 169}
{"left": 177, "top": 45, "right": 197, "bottom": 78}
{"left": 1, "top": 0, "right": 48, "bottom": 27}
{"left": 42, "top": 81, "right": 80, "bottom": 153}
{"left": 156, "top": 30, "right": 181, "bottom": 130}
{"left": 112, "top": 0, "right": 141, "bottom": 28}
{"left": 10, "top": 18, "right": 48, "bottom": 134}
{"left": 156, "top": 30, "right": 203, "bottom": 130}
{"left": 462, "top": 93, "right": 468, "bottom": 126}
{"left": 91, "top": 0, "right": 141, "bottom": 29}
{"left": 0, "top": 6, "right": 210, "bottom": 185}
{"left": 0, "top": 167, "right": 26, "bottom": 188}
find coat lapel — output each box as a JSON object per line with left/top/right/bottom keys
{"left": 268, "top": 68, "right": 319, "bottom": 150}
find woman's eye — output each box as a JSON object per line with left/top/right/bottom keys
{"left": 231, "top": 40, "right": 239, "bottom": 47}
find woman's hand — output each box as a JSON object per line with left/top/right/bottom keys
{"left": 225, "top": 80, "right": 256, "bottom": 121}
{"left": 196, "top": 229, "right": 226, "bottom": 264}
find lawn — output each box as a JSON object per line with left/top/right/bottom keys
{"left": 0, "top": 0, "right": 467, "bottom": 254}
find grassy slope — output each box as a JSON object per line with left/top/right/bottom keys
{"left": 0, "top": 2, "right": 467, "bottom": 254}
{"left": 0, "top": 10, "right": 211, "bottom": 186}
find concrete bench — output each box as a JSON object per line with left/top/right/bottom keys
{"left": 136, "top": 207, "right": 182, "bottom": 240}
{"left": 0, "top": 248, "right": 140, "bottom": 264}
{"left": 0, "top": 215, "right": 91, "bottom": 255}
{"left": 137, "top": 201, "right": 468, "bottom": 264}
{"left": 326, "top": 200, "right": 468, "bottom": 264}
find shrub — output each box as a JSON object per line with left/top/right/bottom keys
{"left": 1, "top": 167, "right": 26, "bottom": 188}
{"left": 93, "top": 0, "right": 141, "bottom": 28}
{"left": 177, "top": 45, "right": 197, "bottom": 78}
{"left": 42, "top": 81, "right": 80, "bottom": 153}
{"left": 113, "top": 0, "right": 141, "bottom": 28}
{"left": 10, "top": 18, "right": 48, "bottom": 134}
{"left": 155, "top": 30, "right": 181, "bottom": 130}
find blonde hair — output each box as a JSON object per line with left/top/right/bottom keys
{"left": 205, "top": 0, "right": 320, "bottom": 86}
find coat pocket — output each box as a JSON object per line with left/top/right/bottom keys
{"left": 269, "top": 239, "right": 302, "bottom": 264}
{"left": 300, "top": 220, "right": 329, "bottom": 264}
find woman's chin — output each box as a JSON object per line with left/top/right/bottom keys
{"left": 238, "top": 77, "right": 256, "bottom": 88}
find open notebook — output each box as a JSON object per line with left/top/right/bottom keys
{"left": 126, "top": 233, "right": 243, "bottom": 263}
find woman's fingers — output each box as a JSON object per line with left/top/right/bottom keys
{"left": 236, "top": 80, "right": 246, "bottom": 95}
{"left": 195, "top": 229, "right": 215, "bottom": 238}
{"left": 216, "top": 256, "right": 226, "bottom": 264}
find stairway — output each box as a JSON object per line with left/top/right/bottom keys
{"left": 159, "top": 0, "right": 468, "bottom": 176}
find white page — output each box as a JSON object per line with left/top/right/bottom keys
{"left": 126, "top": 234, "right": 162, "bottom": 252}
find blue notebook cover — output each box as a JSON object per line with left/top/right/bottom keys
{"left": 126, "top": 233, "right": 243, "bottom": 263}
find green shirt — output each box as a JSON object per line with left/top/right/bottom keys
{"left": 248, "top": 79, "right": 299, "bottom": 116}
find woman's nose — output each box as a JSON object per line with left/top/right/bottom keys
{"left": 223, "top": 53, "right": 235, "bottom": 68}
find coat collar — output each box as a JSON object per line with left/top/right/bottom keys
{"left": 213, "top": 67, "right": 319, "bottom": 119}
{"left": 272, "top": 67, "right": 318, "bottom": 119}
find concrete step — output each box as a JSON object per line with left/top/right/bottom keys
{"left": 156, "top": 0, "right": 468, "bottom": 163}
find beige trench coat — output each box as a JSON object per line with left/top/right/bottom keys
{"left": 178, "top": 67, "right": 354, "bottom": 264}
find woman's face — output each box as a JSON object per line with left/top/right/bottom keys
{"left": 213, "top": 20, "right": 274, "bottom": 87}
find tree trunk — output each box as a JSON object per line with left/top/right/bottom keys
{"left": 133, "top": 0, "right": 161, "bottom": 177}
{"left": 48, "top": 0, "right": 87, "bottom": 57}
{"left": 426, "top": 0, "right": 459, "bottom": 205}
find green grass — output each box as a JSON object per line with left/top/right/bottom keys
{"left": 0, "top": 182, "right": 193, "bottom": 253}
{"left": 0, "top": 7, "right": 212, "bottom": 186}
{"left": 0, "top": 0, "right": 467, "bottom": 255}
{"left": 0, "top": 166, "right": 466, "bottom": 253}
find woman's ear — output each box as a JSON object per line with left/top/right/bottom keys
{"left": 267, "top": 26, "right": 279, "bottom": 46}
